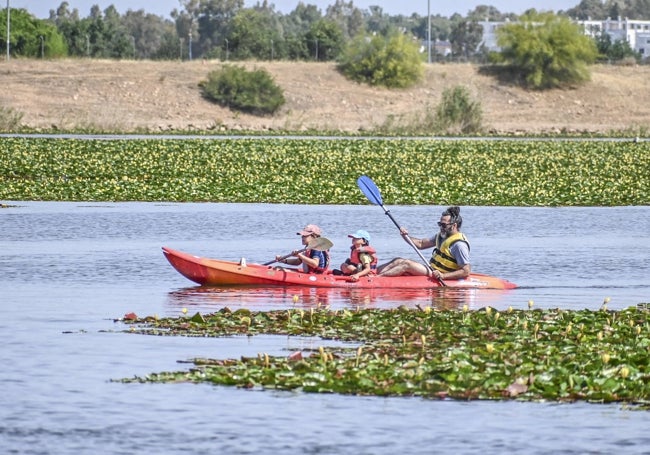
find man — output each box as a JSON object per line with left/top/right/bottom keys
{"left": 376, "top": 206, "right": 471, "bottom": 282}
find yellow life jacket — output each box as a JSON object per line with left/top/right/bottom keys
{"left": 430, "top": 232, "right": 470, "bottom": 272}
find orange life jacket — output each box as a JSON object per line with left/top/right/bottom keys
{"left": 349, "top": 245, "right": 378, "bottom": 271}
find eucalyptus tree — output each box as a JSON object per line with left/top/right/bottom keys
{"left": 174, "top": 0, "right": 244, "bottom": 58}
{"left": 565, "top": 0, "right": 608, "bottom": 20}
{"left": 282, "top": 1, "right": 322, "bottom": 33}
{"left": 122, "top": 10, "right": 175, "bottom": 59}
{"left": 280, "top": 2, "right": 323, "bottom": 59}
{"left": 411, "top": 14, "right": 451, "bottom": 43}
{"left": 325, "top": 0, "right": 364, "bottom": 39}
{"left": 623, "top": 0, "right": 650, "bottom": 18}
{"left": 365, "top": 5, "right": 391, "bottom": 35}
{"left": 466, "top": 5, "right": 514, "bottom": 22}
{"left": 305, "top": 18, "right": 344, "bottom": 60}
{"left": 226, "top": 6, "right": 286, "bottom": 60}
{"left": 449, "top": 18, "right": 483, "bottom": 59}
{"left": 48, "top": 2, "right": 88, "bottom": 56}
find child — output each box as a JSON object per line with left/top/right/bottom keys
{"left": 338, "top": 230, "right": 378, "bottom": 281}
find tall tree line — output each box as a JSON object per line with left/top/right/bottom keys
{"left": 1, "top": 0, "right": 650, "bottom": 60}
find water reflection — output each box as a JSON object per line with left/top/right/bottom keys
{"left": 165, "top": 285, "right": 515, "bottom": 312}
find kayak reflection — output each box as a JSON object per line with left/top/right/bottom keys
{"left": 166, "top": 285, "right": 514, "bottom": 312}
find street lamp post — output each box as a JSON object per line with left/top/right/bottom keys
{"left": 427, "top": 0, "right": 431, "bottom": 63}
{"left": 188, "top": 19, "right": 193, "bottom": 61}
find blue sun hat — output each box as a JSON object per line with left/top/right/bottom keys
{"left": 348, "top": 229, "right": 371, "bottom": 243}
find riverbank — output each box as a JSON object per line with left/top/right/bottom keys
{"left": 2, "top": 59, "right": 650, "bottom": 135}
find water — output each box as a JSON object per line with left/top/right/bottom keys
{"left": 1, "top": 202, "right": 650, "bottom": 454}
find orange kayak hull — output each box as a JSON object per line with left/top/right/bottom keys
{"left": 162, "top": 247, "right": 517, "bottom": 290}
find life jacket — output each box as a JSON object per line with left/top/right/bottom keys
{"left": 349, "top": 245, "right": 378, "bottom": 272}
{"left": 303, "top": 248, "right": 330, "bottom": 274}
{"left": 429, "top": 233, "right": 470, "bottom": 272}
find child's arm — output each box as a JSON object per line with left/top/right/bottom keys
{"left": 349, "top": 256, "right": 372, "bottom": 281}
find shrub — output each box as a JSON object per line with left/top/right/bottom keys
{"left": 0, "top": 106, "right": 24, "bottom": 132}
{"left": 199, "top": 65, "right": 285, "bottom": 116}
{"left": 435, "top": 86, "right": 482, "bottom": 134}
{"left": 495, "top": 12, "right": 598, "bottom": 90}
{"left": 337, "top": 31, "right": 423, "bottom": 88}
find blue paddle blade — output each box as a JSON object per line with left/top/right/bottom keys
{"left": 357, "top": 175, "right": 383, "bottom": 205}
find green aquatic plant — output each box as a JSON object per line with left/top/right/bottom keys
{"left": 116, "top": 305, "right": 650, "bottom": 406}
{"left": 1, "top": 138, "right": 649, "bottom": 205}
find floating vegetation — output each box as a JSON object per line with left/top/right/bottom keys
{"left": 116, "top": 305, "right": 650, "bottom": 407}
{"left": 2, "top": 138, "right": 649, "bottom": 205}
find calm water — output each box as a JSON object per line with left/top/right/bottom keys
{"left": 1, "top": 202, "right": 650, "bottom": 454}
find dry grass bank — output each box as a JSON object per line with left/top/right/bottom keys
{"left": 1, "top": 59, "right": 650, "bottom": 134}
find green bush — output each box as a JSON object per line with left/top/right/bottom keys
{"left": 199, "top": 65, "right": 285, "bottom": 116}
{"left": 435, "top": 86, "right": 482, "bottom": 134}
{"left": 495, "top": 12, "right": 598, "bottom": 90}
{"left": 337, "top": 31, "right": 423, "bottom": 88}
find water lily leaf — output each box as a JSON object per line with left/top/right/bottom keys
{"left": 190, "top": 312, "right": 205, "bottom": 323}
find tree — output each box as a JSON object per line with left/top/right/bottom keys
{"left": 176, "top": 0, "right": 244, "bottom": 58}
{"left": 51, "top": 3, "right": 89, "bottom": 56}
{"left": 305, "top": 19, "right": 344, "bottom": 61}
{"left": 565, "top": 0, "right": 607, "bottom": 20}
{"left": 466, "top": 5, "right": 506, "bottom": 22}
{"left": 226, "top": 7, "right": 284, "bottom": 60}
{"left": 0, "top": 8, "right": 67, "bottom": 58}
{"left": 325, "top": 0, "right": 364, "bottom": 39}
{"left": 449, "top": 19, "right": 483, "bottom": 59}
{"left": 280, "top": 2, "right": 322, "bottom": 60}
{"left": 495, "top": 12, "right": 598, "bottom": 89}
{"left": 412, "top": 14, "right": 451, "bottom": 43}
{"left": 284, "top": 1, "right": 322, "bottom": 33}
{"left": 595, "top": 32, "right": 640, "bottom": 63}
{"left": 122, "top": 10, "right": 176, "bottom": 59}
{"left": 365, "top": 6, "right": 391, "bottom": 35}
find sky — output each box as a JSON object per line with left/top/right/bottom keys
{"left": 9, "top": 0, "right": 577, "bottom": 20}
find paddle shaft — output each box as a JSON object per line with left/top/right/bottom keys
{"left": 264, "top": 248, "right": 308, "bottom": 266}
{"left": 380, "top": 203, "right": 446, "bottom": 286}
{"left": 357, "top": 175, "right": 445, "bottom": 286}
{"left": 263, "top": 237, "right": 333, "bottom": 266}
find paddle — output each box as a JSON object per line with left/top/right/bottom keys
{"left": 356, "top": 175, "right": 446, "bottom": 286}
{"left": 263, "top": 237, "right": 333, "bottom": 266}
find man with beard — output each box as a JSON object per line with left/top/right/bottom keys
{"left": 376, "top": 206, "right": 471, "bottom": 282}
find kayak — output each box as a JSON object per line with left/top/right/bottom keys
{"left": 162, "top": 247, "right": 517, "bottom": 290}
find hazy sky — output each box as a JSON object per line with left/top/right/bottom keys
{"left": 10, "top": 0, "right": 576, "bottom": 19}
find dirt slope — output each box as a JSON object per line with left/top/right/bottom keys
{"left": 1, "top": 59, "right": 649, "bottom": 134}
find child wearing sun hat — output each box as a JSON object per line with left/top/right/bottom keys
{"left": 337, "top": 229, "right": 378, "bottom": 281}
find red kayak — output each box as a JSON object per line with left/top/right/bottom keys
{"left": 162, "top": 247, "right": 517, "bottom": 290}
